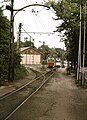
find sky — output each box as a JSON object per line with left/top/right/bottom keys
{"left": 1, "top": 0, "right": 65, "bottom": 49}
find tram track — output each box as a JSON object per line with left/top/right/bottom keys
{"left": 0, "top": 67, "right": 55, "bottom": 120}
{"left": 0, "top": 68, "right": 41, "bottom": 101}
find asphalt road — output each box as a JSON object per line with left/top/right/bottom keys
{"left": 8, "top": 68, "right": 87, "bottom": 120}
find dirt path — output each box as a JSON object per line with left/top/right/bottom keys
{"left": 8, "top": 68, "right": 87, "bottom": 120}
{"left": 48, "top": 68, "right": 87, "bottom": 120}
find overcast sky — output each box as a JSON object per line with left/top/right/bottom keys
{"left": 2, "top": 0, "right": 65, "bottom": 48}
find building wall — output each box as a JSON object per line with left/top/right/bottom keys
{"left": 20, "top": 54, "right": 41, "bottom": 65}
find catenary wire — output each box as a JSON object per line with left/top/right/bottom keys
{"left": 22, "top": 0, "right": 54, "bottom": 45}
{"left": 21, "top": 26, "right": 34, "bottom": 40}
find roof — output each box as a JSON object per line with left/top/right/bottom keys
{"left": 20, "top": 47, "right": 29, "bottom": 52}
{"left": 20, "top": 47, "right": 42, "bottom": 55}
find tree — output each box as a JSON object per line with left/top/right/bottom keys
{"left": 38, "top": 43, "right": 50, "bottom": 60}
{"left": 20, "top": 40, "right": 35, "bottom": 48}
{"left": 38, "top": 43, "right": 65, "bottom": 63}
{"left": 0, "top": 7, "right": 10, "bottom": 83}
{"left": 0, "top": 7, "right": 23, "bottom": 83}
{"left": 45, "top": 0, "right": 87, "bottom": 69}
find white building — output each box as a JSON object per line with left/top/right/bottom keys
{"left": 20, "top": 47, "right": 42, "bottom": 65}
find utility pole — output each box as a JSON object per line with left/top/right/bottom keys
{"left": 43, "top": 41, "right": 45, "bottom": 60}
{"left": 8, "top": 0, "right": 14, "bottom": 81}
{"left": 77, "top": 2, "right": 82, "bottom": 82}
{"left": 17, "top": 23, "right": 22, "bottom": 49}
{"left": 82, "top": 2, "right": 86, "bottom": 85}
{"left": 30, "top": 36, "right": 32, "bottom": 47}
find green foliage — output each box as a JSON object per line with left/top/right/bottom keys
{"left": 0, "top": 7, "right": 23, "bottom": 84}
{"left": 45, "top": 0, "right": 87, "bottom": 69}
{"left": 20, "top": 40, "right": 35, "bottom": 48}
{"left": 14, "top": 49, "right": 21, "bottom": 66}
{"left": 0, "top": 7, "right": 10, "bottom": 83}
{"left": 38, "top": 43, "right": 65, "bottom": 62}
{"left": 38, "top": 44, "right": 50, "bottom": 60}
{"left": 14, "top": 40, "right": 36, "bottom": 50}
{"left": 14, "top": 65, "right": 27, "bottom": 80}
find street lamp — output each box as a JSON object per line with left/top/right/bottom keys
{"left": 6, "top": 0, "right": 14, "bottom": 81}
{"left": 6, "top": 2, "right": 50, "bottom": 81}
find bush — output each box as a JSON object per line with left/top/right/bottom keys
{"left": 14, "top": 65, "right": 28, "bottom": 80}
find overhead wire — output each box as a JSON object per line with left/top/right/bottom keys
{"left": 23, "top": 0, "right": 41, "bottom": 31}
{"left": 21, "top": 26, "right": 34, "bottom": 40}
{"left": 33, "top": 10, "right": 54, "bottom": 44}
{"left": 31, "top": 1, "right": 49, "bottom": 32}
{"left": 24, "top": 0, "right": 28, "bottom": 4}
{"left": 34, "top": 5, "right": 54, "bottom": 44}
{"left": 22, "top": 0, "right": 54, "bottom": 45}
{"left": 36, "top": 11, "right": 47, "bottom": 31}
{"left": 23, "top": 0, "right": 50, "bottom": 33}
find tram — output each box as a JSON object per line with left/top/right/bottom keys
{"left": 47, "top": 58, "right": 55, "bottom": 68}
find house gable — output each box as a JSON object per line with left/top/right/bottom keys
{"left": 20, "top": 47, "right": 42, "bottom": 55}
{"left": 20, "top": 47, "right": 43, "bottom": 65}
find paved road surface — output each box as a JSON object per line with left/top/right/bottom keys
{"left": 8, "top": 68, "right": 87, "bottom": 120}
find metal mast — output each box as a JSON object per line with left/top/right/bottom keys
{"left": 77, "top": 3, "right": 82, "bottom": 81}
{"left": 17, "top": 23, "right": 22, "bottom": 49}
{"left": 82, "top": 2, "right": 86, "bottom": 85}
{"left": 8, "top": 0, "right": 14, "bottom": 81}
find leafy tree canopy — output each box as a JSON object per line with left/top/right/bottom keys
{"left": 45, "top": 0, "right": 87, "bottom": 68}
{"left": 0, "top": 6, "right": 10, "bottom": 82}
